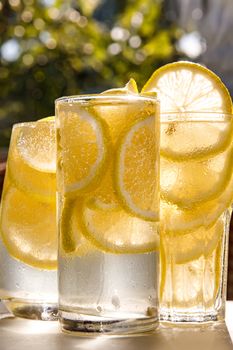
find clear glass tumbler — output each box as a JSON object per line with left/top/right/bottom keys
{"left": 159, "top": 111, "right": 233, "bottom": 323}
{"left": 56, "top": 94, "right": 160, "bottom": 334}
{"left": 0, "top": 119, "right": 58, "bottom": 320}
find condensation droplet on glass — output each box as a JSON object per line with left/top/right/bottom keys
{"left": 96, "top": 305, "right": 102, "bottom": 313}
{"left": 112, "top": 295, "right": 120, "bottom": 309}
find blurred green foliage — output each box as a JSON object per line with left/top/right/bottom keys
{"left": 0, "top": 0, "right": 179, "bottom": 147}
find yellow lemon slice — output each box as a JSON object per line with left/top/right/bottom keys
{"left": 142, "top": 61, "right": 233, "bottom": 160}
{"left": 94, "top": 80, "right": 150, "bottom": 146}
{"left": 16, "top": 119, "right": 56, "bottom": 173}
{"left": 57, "top": 105, "right": 110, "bottom": 196}
{"left": 161, "top": 174, "right": 233, "bottom": 234}
{"left": 87, "top": 161, "right": 119, "bottom": 211}
{"left": 80, "top": 201, "right": 159, "bottom": 254}
{"left": 160, "top": 245, "right": 222, "bottom": 308}
{"left": 60, "top": 198, "right": 93, "bottom": 256}
{"left": 38, "top": 116, "right": 55, "bottom": 122}
{"left": 115, "top": 115, "right": 159, "bottom": 221}
{"left": 161, "top": 146, "right": 233, "bottom": 208}
{"left": 8, "top": 123, "right": 56, "bottom": 202}
{"left": 101, "top": 78, "right": 138, "bottom": 95}
{"left": 0, "top": 185, "right": 57, "bottom": 269}
{"left": 162, "top": 218, "right": 223, "bottom": 265}
{"left": 160, "top": 116, "right": 233, "bottom": 161}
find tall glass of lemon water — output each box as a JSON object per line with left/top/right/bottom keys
{"left": 56, "top": 94, "right": 160, "bottom": 334}
{"left": 0, "top": 119, "right": 58, "bottom": 320}
{"left": 159, "top": 111, "right": 233, "bottom": 322}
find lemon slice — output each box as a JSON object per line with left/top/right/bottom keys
{"left": 60, "top": 198, "right": 93, "bottom": 256}
{"left": 142, "top": 61, "right": 233, "bottom": 160}
{"left": 161, "top": 174, "right": 233, "bottom": 234}
{"left": 160, "top": 245, "right": 221, "bottom": 308}
{"left": 115, "top": 115, "right": 159, "bottom": 221}
{"left": 0, "top": 185, "right": 57, "bottom": 269}
{"left": 160, "top": 117, "right": 233, "bottom": 161}
{"left": 57, "top": 105, "right": 110, "bottom": 196}
{"left": 93, "top": 80, "right": 150, "bottom": 146}
{"left": 101, "top": 78, "right": 138, "bottom": 95}
{"left": 8, "top": 125, "right": 56, "bottom": 202}
{"left": 38, "top": 116, "right": 55, "bottom": 122}
{"left": 161, "top": 146, "right": 233, "bottom": 208}
{"left": 87, "top": 161, "right": 119, "bottom": 211}
{"left": 16, "top": 119, "right": 56, "bottom": 173}
{"left": 80, "top": 202, "right": 159, "bottom": 254}
{"left": 163, "top": 218, "right": 223, "bottom": 265}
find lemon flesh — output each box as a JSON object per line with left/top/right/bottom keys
{"left": 8, "top": 122, "right": 56, "bottom": 202}
{"left": 80, "top": 202, "right": 159, "bottom": 254}
{"left": 161, "top": 145, "right": 233, "bottom": 208}
{"left": 142, "top": 61, "right": 232, "bottom": 114}
{"left": 161, "top": 218, "right": 223, "bottom": 265}
{"left": 60, "top": 198, "right": 93, "bottom": 256}
{"left": 0, "top": 185, "right": 57, "bottom": 269}
{"left": 57, "top": 105, "right": 110, "bottom": 196}
{"left": 115, "top": 114, "right": 159, "bottom": 221}
{"left": 101, "top": 78, "right": 138, "bottom": 95}
{"left": 16, "top": 120, "right": 56, "bottom": 173}
{"left": 142, "top": 61, "right": 233, "bottom": 161}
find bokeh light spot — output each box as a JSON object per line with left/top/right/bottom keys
{"left": 129, "top": 35, "right": 141, "bottom": 49}
{"left": 21, "top": 10, "right": 33, "bottom": 23}
{"left": 46, "top": 38, "right": 57, "bottom": 49}
{"left": 83, "top": 43, "right": 94, "bottom": 55}
{"left": 107, "top": 43, "right": 122, "bottom": 55}
{"left": 111, "top": 27, "right": 130, "bottom": 41}
{"left": 131, "top": 12, "right": 143, "bottom": 28}
{"left": 36, "top": 54, "right": 48, "bottom": 65}
{"left": 177, "top": 31, "right": 206, "bottom": 59}
{"left": 9, "top": 0, "right": 20, "bottom": 7}
{"left": 22, "top": 54, "right": 34, "bottom": 66}
{"left": 14, "top": 26, "right": 25, "bottom": 37}
{"left": 47, "top": 7, "right": 60, "bottom": 20}
{"left": 1, "top": 39, "right": 21, "bottom": 62}
{"left": 34, "top": 18, "right": 45, "bottom": 30}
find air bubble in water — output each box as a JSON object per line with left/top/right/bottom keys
{"left": 96, "top": 305, "right": 102, "bottom": 313}
{"left": 112, "top": 295, "right": 120, "bottom": 309}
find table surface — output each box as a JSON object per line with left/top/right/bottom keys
{"left": 0, "top": 302, "right": 232, "bottom": 350}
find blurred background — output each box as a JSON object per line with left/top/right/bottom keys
{"left": 0, "top": 0, "right": 233, "bottom": 296}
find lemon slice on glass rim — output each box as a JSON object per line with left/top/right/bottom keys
{"left": 142, "top": 61, "right": 233, "bottom": 161}
{"left": 101, "top": 78, "right": 138, "bottom": 95}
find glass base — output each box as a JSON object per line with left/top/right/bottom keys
{"left": 60, "top": 310, "right": 158, "bottom": 335}
{"left": 3, "top": 299, "right": 58, "bottom": 321}
{"left": 159, "top": 308, "right": 224, "bottom": 323}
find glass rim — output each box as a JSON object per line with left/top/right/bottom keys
{"left": 12, "top": 118, "right": 54, "bottom": 129}
{"left": 55, "top": 93, "right": 158, "bottom": 104}
{"left": 161, "top": 111, "right": 233, "bottom": 117}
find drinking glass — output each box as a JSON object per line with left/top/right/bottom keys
{"left": 0, "top": 119, "right": 58, "bottom": 320}
{"left": 159, "top": 111, "right": 233, "bottom": 323}
{"left": 56, "top": 94, "right": 160, "bottom": 334}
